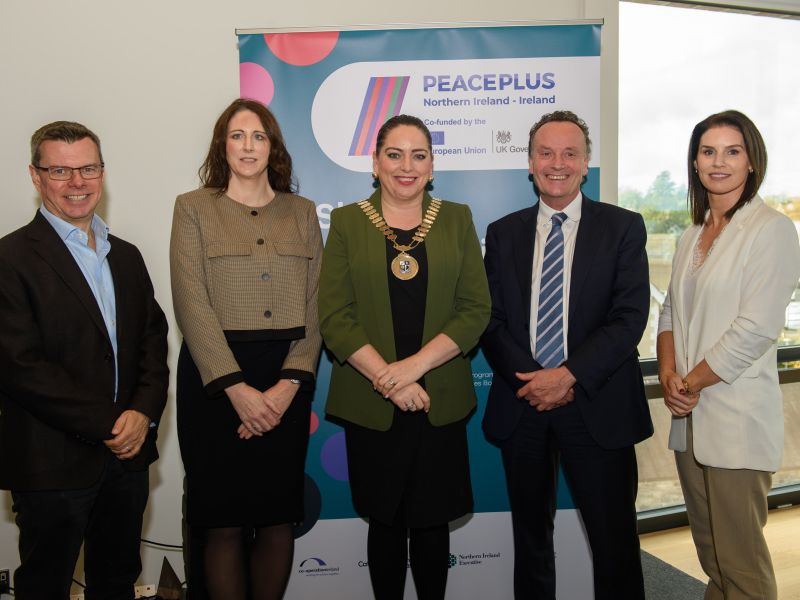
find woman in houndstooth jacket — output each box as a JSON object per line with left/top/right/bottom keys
{"left": 170, "top": 98, "right": 322, "bottom": 600}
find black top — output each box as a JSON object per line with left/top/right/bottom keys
{"left": 386, "top": 228, "right": 428, "bottom": 363}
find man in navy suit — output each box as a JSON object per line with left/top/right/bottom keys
{"left": 0, "top": 121, "right": 168, "bottom": 599}
{"left": 482, "top": 111, "right": 652, "bottom": 599}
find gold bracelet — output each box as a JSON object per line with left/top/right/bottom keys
{"left": 682, "top": 379, "right": 694, "bottom": 395}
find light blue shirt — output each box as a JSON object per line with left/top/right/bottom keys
{"left": 39, "top": 205, "right": 118, "bottom": 400}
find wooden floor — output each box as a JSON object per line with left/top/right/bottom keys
{"left": 640, "top": 505, "right": 800, "bottom": 599}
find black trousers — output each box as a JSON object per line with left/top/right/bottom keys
{"left": 500, "top": 401, "right": 644, "bottom": 600}
{"left": 11, "top": 454, "right": 149, "bottom": 600}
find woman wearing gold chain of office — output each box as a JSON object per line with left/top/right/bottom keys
{"left": 319, "top": 114, "right": 490, "bottom": 600}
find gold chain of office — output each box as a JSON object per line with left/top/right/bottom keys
{"left": 357, "top": 197, "right": 442, "bottom": 280}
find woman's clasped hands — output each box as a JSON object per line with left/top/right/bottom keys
{"left": 659, "top": 369, "right": 700, "bottom": 417}
{"left": 226, "top": 381, "right": 299, "bottom": 439}
{"left": 372, "top": 356, "right": 431, "bottom": 413}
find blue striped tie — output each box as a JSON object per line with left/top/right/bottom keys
{"left": 535, "top": 212, "right": 567, "bottom": 368}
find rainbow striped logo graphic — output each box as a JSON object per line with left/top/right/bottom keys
{"left": 348, "top": 76, "right": 410, "bottom": 156}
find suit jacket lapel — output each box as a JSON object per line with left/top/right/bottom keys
{"left": 365, "top": 190, "right": 396, "bottom": 361}
{"left": 687, "top": 196, "right": 761, "bottom": 338}
{"left": 670, "top": 224, "right": 699, "bottom": 357}
{"left": 694, "top": 195, "right": 760, "bottom": 288}
{"left": 106, "top": 241, "right": 126, "bottom": 348}
{"left": 568, "top": 196, "right": 595, "bottom": 323}
{"left": 28, "top": 212, "right": 111, "bottom": 343}
{"left": 514, "top": 205, "right": 539, "bottom": 325}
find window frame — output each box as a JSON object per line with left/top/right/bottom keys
{"left": 621, "top": 0, "right": 800, "bottom": 525}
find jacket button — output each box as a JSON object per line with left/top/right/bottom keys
{"left": 104, "top": 353, "right": 113, "bottom": 361}
{"left": 264, "top": 310, "right": 272, "bottom": 318}
{"left": 250, "top": 210, "right": 258, "bottom": 216}
{"left": 261, "top": 273, "right": 270, "bottom": 281}
{"left": 256, "top": 238, "right": 265, "bottom": 245}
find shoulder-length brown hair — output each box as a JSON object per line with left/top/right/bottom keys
{"left": 687, "top": 110, "right": 766, "bottom": 225}
{"left": 199, "top": 98, "right": 296, "bottom": 193}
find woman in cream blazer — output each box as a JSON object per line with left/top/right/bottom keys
{"left": 657, "top": 110, "right": 800, "bottom": 600}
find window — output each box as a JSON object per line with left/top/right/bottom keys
{"left": 619, "top": 1, "right": 800, "bottom": 512}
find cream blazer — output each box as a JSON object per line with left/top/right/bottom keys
{"left": 660, "top": 196, "right": 800, "bottom": 471}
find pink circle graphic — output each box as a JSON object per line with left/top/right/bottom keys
{"left": 264, "top": 32, "right": 339, "bottom": 66}
{"left": 309, "top": 410, "right": 319, "bottom": 435}
{"left": 239, "top": 62, "right": 274, "bottom": 106}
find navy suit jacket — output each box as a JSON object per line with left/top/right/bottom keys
{"left": 0, "top": 212, "right": 169, "bottom": 491}
{"left": 482, "top": 196, "right": 653, "bottom": 449}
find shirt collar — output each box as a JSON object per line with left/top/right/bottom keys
{"left": 39, "top": 204, "right": 110, "bottom": 244}
{"left": 537, "top": 192, "right": 582, "bottom": 224}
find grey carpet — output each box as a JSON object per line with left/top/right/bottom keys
{"left": 642, "top": 550, "right": 707, "bottom": 599}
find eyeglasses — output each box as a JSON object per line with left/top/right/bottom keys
{"left": 34, "top": 163, "right": 104, "bottom": 180}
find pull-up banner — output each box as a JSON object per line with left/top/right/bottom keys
{"left": 237, "top": 22, "right": 600, "bottom": 599}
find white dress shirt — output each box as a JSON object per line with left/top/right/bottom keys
{"left": 529, "top": 193, "right": 582, "bottom": 360}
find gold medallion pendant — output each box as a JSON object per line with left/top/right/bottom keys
{"left": 358, "top": 196, "right": 442, "bottom": 281}
{"left": 391, "top": 252, "right": 419, "bottom": 280}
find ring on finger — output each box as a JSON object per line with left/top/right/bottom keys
{"left": 405, "top": 402, "right": 414, "bottom": 410}
{"left": 388, "top": 379, "right": 397, "bottom": 388}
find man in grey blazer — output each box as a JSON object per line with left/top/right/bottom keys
{"left": 0, "top": 121, "right": 169, "bottom": 599}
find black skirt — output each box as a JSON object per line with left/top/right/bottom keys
{"left": 345, "top": 410, "right": 472, "bottom": 528}
{"left": 177, "top": 340, "right": 311, "bottom": 528}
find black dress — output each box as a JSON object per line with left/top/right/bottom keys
{"left": 344, "top": 228, "right": 473, "bottom": 528}
{"left": 177, "top": 338, "right": 311, "bottom": 528}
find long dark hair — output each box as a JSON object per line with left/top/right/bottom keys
{"left": 199, "top": 98, "right": 296, "bottom": 193}
{"left": 687, "top": 110, "right": 766, "bottom": 225}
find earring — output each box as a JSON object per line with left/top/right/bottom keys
{"left": 372, "top": 172, "right": 378, "bottom": 180}
{"left": 748, "top": 167, "right": 754, "bottom": 173}
{"left": 428, "top": 175, "right": 434, "bottom": 183}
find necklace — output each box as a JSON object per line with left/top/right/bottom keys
{"left": 690, "top": 219, "right": 729, "bottom": 274}
{"left": 358, "top": 197, "right": 442, "bottom": 280}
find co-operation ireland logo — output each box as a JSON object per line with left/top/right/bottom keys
{"left": 348, "top": 76, "right": 410, "bottom": 156}
{"left": 298, "top": 556, "right": 341, "bottom": 576}
{"left": 300, "top": 557, "right": 327, "bottom": 567}
{"left": 448, "top": 553, "right": 458, "bottom": 569}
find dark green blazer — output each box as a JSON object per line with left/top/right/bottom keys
{"left": 319, "top": 190, "right": 490, "bottom": 431}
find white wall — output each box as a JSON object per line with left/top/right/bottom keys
{"left": 0, "top": 0, "right": 618, "bottom": 590}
